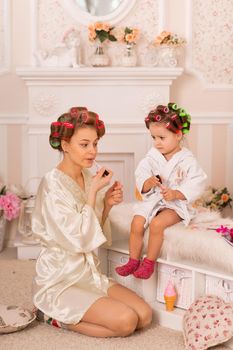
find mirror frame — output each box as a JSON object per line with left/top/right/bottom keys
{"left": 59, "top": 0, "right": 137, "bottom": 25}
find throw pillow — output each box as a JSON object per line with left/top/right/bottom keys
{"left": 0, "top": 304, "right": 36, "bottom": 334}
{"left": 183, "top": 295, "right": 233, "bottom": 350}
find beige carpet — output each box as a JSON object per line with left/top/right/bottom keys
{"left": 0, "top": 259, "right": 231, "bottom": 350}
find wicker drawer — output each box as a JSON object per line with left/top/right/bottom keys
{"left": 108, "top": 250, "right": 156, "bottom": 302}
{"left": 206, "top": 275, "right": 233, "bottom": 303}
{"left": 157, "top": 263, "right": 193, "bottom": 309}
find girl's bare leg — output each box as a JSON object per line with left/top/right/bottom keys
{"left": 147, "top": 209, "right": 181, "bottom": 261}
{"left": 107, "top": 283, "right": 153, "bottom": 329}
{"left": 67, "top": 296, "right": 139, "bottom": 337}
{"left": 129, "top": 215, "right": 146, "bottom": 259}
{"left": 115, "top": 216, "right": 146, "bottom": 276}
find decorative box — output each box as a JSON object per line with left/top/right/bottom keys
{"left": 206, "top": 275, "right": 233, "bottom": 303}
{"left": 156, "top": 263, "right": 193, "bottom": 309}
{"left": 107, "top": 250, "right": 156, "bottom": 302}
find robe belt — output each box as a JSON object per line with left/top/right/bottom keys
{"left": 85, "top": 253, "right": 102, "bottom": 288}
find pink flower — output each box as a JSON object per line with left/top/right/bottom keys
{"left": 0, "top": 191, "right": 21, "bottom": 221}
{"left": 216, "top": 225, "right": 229, "bottom": 235}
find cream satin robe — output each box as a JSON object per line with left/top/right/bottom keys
{"left": 134, "top": 147, "right": 207, "bottom": 227}
{"left": 32, "top": 168, "right": 115, "bottom": 324}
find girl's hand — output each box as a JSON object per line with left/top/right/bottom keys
{"left": 160, "top": 187, "right": 185, "bottom": 201}
{"left": 104, "top": 181, "right": 123, "bottom": 208}
{"left": 90, "top": 167, "right": 113, "bottom": 193}
{"left": 142, "top": 176, "right": 161, "bottom": 193}
{"left": 160, "top": 187, "right": 176, "bottom": 201}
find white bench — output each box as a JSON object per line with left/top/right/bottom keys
{"left": 104, "top": 202, "right": 233, "bottom": 335}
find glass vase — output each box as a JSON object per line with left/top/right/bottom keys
{"left": 0, "top": 216, "right": 6, "bottom": 252}
{"left": 158, "top": 45, "right": 181, "bottom": 67}
{"left": 90, "top": 41, "right": 109, "bottom": 67}
{"left": 121, "top": 44, "right": 137, "bottom": 67}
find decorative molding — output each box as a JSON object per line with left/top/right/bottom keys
{"left": 33, "top": 91, "right": 60, "bottom": 116}
{"left": 0, "top": 114, "right": 233, "bottom": 126}
{"left": 59, "top": 0, "right": 137, "bottom": 25}
{"left": 31, "top": 0, "right": 39, "bottom": 66}
{"left": 185, "top": 0, "right": 233, "bottom": 90}
{"left": 0, "top": 0, "right": 11, "bottom": 74}
{"left": 0, "top": 125, "right": 7, "bottom": 180}
{"left": 0, "top": 114, "right": 28, "bottom": 124}
{"left": 140, "top": 92, "right": 165, "bottom": 114}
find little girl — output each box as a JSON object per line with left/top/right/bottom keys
{"left": 116, "top": 103, "right": 207, "bottom": 279}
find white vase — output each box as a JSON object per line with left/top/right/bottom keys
{"left": 90, "top": 41, "right": 109, "bottom": 67}
{"left": 0, "top": 216, "right": 7, "bottom": 252}
{"left": 121, "top": 44, "right": 137, "bottom": 67}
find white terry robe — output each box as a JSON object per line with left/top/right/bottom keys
{"left": 32, "top": 168, "right": 115, "bottom": 325}
{"left": 134, "top": 147, "right": 207, "bottom": 227}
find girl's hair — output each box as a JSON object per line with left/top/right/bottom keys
{"left": 49, "top": 106, "right": 105, "bottom": 151}
{"left": 145, "top": 103, "right": 191, "bottom": 134}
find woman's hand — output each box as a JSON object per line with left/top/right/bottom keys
{"left": 104, "top": 181, "right": 123, "bottom": 209}
{"left": 87, "top": 168, "right": 113, "bottom": 208}
{"left": 102, "top": 181, "right": 123, "bottom": 225}
{"left": 90, "top": 167, "right": 113, "bottom": 193}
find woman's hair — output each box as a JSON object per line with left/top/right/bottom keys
{"left": 145, "top": 103, "right": 191, "bottom": 134}
{"left": 49, "top": 107, "right": 105, "bottom": 151}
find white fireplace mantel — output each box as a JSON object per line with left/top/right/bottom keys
{"left": 16, "top": 66, "right": 183, "bottom": 200}
{"left": 16, "top": 67, "right": 183, "bottom": 125}
{"left": 16, "top": 67, "right": 183, "bottom": 85}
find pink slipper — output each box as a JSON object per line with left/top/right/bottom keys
{"left": 133, "top": 258, "right": 155, "bottom": 279}
{"left": 115, "top": 258, "right": 140, "bottom": 277}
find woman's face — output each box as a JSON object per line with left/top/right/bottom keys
{"left": 62, "top": 127, "right": 99, "bottom": 169}
{"left": 149, "top": 123, "right": 182, "bottom": 160}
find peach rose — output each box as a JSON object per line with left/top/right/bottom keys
{"left": 125, "top": 33, "right": 134, "bottom": 43}
{"left": 102, "top": 23, "right": 110, "bottom": 32}
{"left": 221, "top": 193, "right": 229, "bottom": 202}
{"left": 95, "top": 22, "right": 104, "bottom": 31}
{"left": 132, "top": 28, "right": 140, "bottom": 40}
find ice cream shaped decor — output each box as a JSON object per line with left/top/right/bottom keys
{"left": 164, "top": 280, "right": 177, "bottom": 311}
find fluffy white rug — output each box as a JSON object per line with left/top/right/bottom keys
{"left": 109, "top": 203, "right": 233, "bottom": 275}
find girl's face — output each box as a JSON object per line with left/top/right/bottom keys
{"left": 61, "top": 127, "right": 99, "bottom": 169}
{"left": 149, "top": 123, "right": 182, "bottom": 160}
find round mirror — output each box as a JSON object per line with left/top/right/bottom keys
{"left": 60, "top": 0, "right": 137, "bottom": 25}
{"left": 75, "top": 0, "right": 123, "bottom": 16}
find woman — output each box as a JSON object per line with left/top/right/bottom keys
{"left": 32, "top": 106, "right": 152, "bottom": 337}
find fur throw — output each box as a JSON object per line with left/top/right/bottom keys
{"left": 109, "top": 203, "right": 233, "bottom": 275}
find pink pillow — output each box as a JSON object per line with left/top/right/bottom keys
{"left": 183, "top": 295, "right": 233, "bottom": 350}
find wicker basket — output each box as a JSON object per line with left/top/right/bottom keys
{"left": 205, "top": 275, "right": 233, "bottom": 303}
{"left": 156, "top": 263, "right": 193, "bottom": 309}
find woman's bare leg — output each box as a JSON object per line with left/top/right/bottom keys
{"left": 107, "top": 283, "right": 153, "bottom": 329}
{"left": 67, "top": 296, "right": 139, "bottom": 337}
{"left": 147, "top": 209, "right": 181, "bottom": 261}
{"left": 129, "top": 215, "right": 146, "bottom": 259}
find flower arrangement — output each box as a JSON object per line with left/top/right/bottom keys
{"left": 113, "top": 26, "right": 140, "bottom": 45}
{"left": 0, "top": 185, "right": 21, "bottom": 221}
{"left": 194, "top": 186, "right": 232, "bottom": 212}
{"left": 88, "top": 22, "right": 117, "bottom": 43}
{"left": 216, "top": 225, "right": 233, "bottom": 246}
{"left": 153, "top": 31, "right": 186, "bottom": 46}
